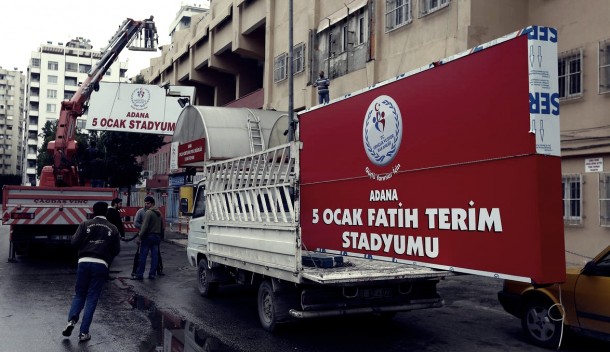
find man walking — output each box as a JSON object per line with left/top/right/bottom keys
{"left": 132, "top": 196, "right": 164, "bottom": 280}
{"left": 62, "top": 201, "right": 120, "bottom": 342}
{"left": 313, "top": 70, "right": 330, "bottom": 104}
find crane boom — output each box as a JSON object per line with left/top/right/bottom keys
{"left": 41, "top": 17, "right": 158, "bottom": 187}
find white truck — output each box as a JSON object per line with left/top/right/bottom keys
{"left": 180, "top": 26, "right": 565, "bottom": 331}
{"left": 184, "top": 143, "right": 452, "bottom": 331}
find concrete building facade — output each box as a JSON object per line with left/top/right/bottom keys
{"left": 141, "top": 0, "right": 610, "bottom": 264}
{"left": 0, "top": 67, "right": 25, "bottom": 176}
{"left": 169, "top": 3, "right": 210, "bottom": 39}
{"left": 25, "top": 37, "right": 128, "bottom": 186}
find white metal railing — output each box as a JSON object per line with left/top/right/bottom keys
{"left": 205, "top": 144, "right": 297, "bottom": 225}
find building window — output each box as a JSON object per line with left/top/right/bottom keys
{"left": 357, "top": 10, "right": 367, "bottom": 45}
{"left": 105, "top": 69, "right": 112, "bottom": 76}
{"left": 47, "top": 89, "right": 57, "bottom": 99}
{"left": 563, "top": 174, "right": 582, "bottom": 225}
{"left": 46, "top": 104, "right": 56, "bottom": 113}
{"left": 65, "top": 62, "right": 78, "bottom": 72}
{"left": 341, "top": 23, "right": 349, "bottom": 53}
{"left": 79, "top": 64, "right": 91, "bottom": 74}
{"left": 65, "top": 77, "right": 78, "bottom": 86}
{"left": 31, "top": 58, "right": 41, "bottom": 68}
{"left": 274, "top": 53, "right": 288, "bottom": 83}
{"left": 386, "top": 0, "right": 412, "bottom": 31}
{"left": 599, "top": 38, "right": 610, "bottom": 94}
{"left": 600, "top": 173, "right": 610, "bottom": 226}
{"left": 419, "top": 0, "right": 449, "bottom": 17}
{"left": 64, "top": 91, "right": 75, "bottom": 100}
{"left": 293, "top": 43, "right": 305, "bottom": 74}
{"left": 558, "top": 49, "right": 582, "bottom": 100}
{"left": 48, "top": 61, "right": 59, "bottom": 70}
{"left": 76, "top": 119, "right": 87, "bottom": 130}
{"left": 48, "top": 75, "right": 58, "bottom": 84}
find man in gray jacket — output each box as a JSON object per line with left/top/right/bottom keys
{"left": 133, "top": 196, "right": 164, "bottom": 280}
{"left": 62, "top": 201, "right": 120, "bottom": 342}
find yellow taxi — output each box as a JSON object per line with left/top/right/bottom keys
{"left": 497, "top": 245, "right": 610, "bottom": 349}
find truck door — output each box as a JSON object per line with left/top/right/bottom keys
{"left": 189, "top": 184, "right": 208, "bottom": 250}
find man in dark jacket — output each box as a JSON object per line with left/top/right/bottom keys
{"left": 133, "top": 196, "right": 164, "bottom": 280}
{"left": 106, "top": 197, "right": 125, "bottom": 240}
{"left": 62, "top": 201, "right": 120, "bottom": 342}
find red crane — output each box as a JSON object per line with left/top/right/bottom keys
{"left": 40, "top": 16, "right": 158, "bottom": 187}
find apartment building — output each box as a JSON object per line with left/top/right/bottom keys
{"left": 0, "top": 67, "right": 25, "bottom": 176}
{"left": 140, "top": 0, "right": 610, "bottom": 262}
{"left": 25, "top": 37, "right": 128, "bottom": 186}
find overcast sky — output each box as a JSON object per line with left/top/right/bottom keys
{"left": 0, "top": 0, "right": 209, "bottom": 77}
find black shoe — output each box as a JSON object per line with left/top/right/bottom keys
{"left": 62, "top": 320, "right": 76, "bottom": 337}
{"left": 131, "top": 275, "right": 143, "bottom": 280}
{"left": 78, "top": 332, "right": 91, "bottom": 342}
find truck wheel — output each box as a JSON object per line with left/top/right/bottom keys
{"left": 197, "top": 258, "right": 219, "bottom": 297}
{"left": 258, "top": 280, "right": 280, "bottom": 332}
{"left": 520, "top": 298, "right": 563, "bottom": 349}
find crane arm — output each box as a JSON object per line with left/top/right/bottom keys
{"left": 43, "top": 16, "right": 157, "bottom": 187}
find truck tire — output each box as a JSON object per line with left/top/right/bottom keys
{"left": 258, "top": 280, "right": 280, "bottom": 332}
{"left": 197, "top": 258, "right": 219, "bottom": 297}
{"left": 520, "top": 297, "right": 563, "bottom": 349}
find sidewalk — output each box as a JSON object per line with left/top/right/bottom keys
{"left": 164, "top": 218, "right": 189, "bottom": 247}
{"left": 164, "top": 225, "right": 188, "bottom": 247}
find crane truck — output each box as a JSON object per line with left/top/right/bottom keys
{"left": 3, "top": 17, "right": 158, "bottom": 261}
{"left": 178, "top": 26, "right": 565, "bottom": 331}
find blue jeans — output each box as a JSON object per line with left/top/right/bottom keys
{"left": 318, "top": 91, "right": 329, "bottom": 104}
{"left": 67, "top": 261, "right": 108, "bottom": 334}
{"left": 136, "top": 234, "right": 161, "bottom": 278}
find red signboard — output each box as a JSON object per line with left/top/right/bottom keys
{"left": 178, "top": 138, "right": 206, "bottom": 166}
{"left": 298, "top": 29, "right": 565, "bottom": 284}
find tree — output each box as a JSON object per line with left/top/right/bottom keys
{"left": 133, "top": 74, "right": 147, "bottom": 84}
{"left": 36, "top": 120, "right": 56, "bottom": 177}
{"left": 36, "top": 120, "right": 165, "bottom": 189}
{"left": 36, "top": 121, "right": 89, "bottom": 177}
{"left": 98, "top": 131, "right": 164, "bottom": 188}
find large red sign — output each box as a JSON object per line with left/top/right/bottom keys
{"left": 178, "top": 138, "right": 206, "bottom": 166}
{"left": 298, "top": 29, "right": 565, "bottom": 284}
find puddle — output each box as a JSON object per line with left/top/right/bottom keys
{"left": 129, "top": 294, "right": 235, "bottom": 352}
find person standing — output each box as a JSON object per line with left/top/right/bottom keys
{"left": 62, "top": 201, "right": 120, "bottom": 342}
{"left": 313, "top": 70, "right": 330, "bottom": 104}
{"left": 133, "top": 199, "right": 164, "bottom": 276}
{"left": 132, "top": 196, "right": 164, "bottom": 280}
{"left": 106, "top": 197, "right": 125, "bottom": 240}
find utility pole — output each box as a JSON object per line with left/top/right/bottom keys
{"left": 288, "top": 0, "right": 295, "bottom": 142}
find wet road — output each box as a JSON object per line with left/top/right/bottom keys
{"left": 1, "top": 225, "right": 609, "bottom": 351}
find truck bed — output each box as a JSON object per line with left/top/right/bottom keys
{"left": 301, "top": 254, "right": 454, "bottom": 284}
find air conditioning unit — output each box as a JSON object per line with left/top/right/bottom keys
{"left": 141, "top": 170, "right": 154, "bottom": 179}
